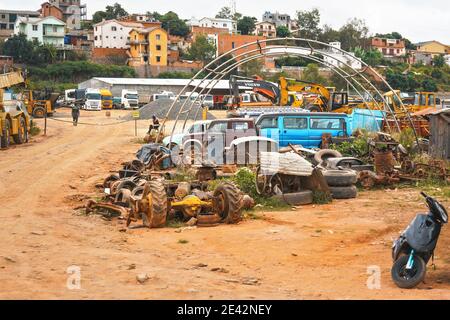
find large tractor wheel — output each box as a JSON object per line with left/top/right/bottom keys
{"left": 142, "top": 180, "right": 168, "bottom": 228}
{"left": 1, "top": 118, "right": 12, "bottom": 148}
{"left": 13, "top": 117, "right": 28, "bottom": 145}
{"left": 213, "top": 182, "right": 243, "bottom": 224}
{"left": 32, "top": 107, "right": 46, "bottom": 118}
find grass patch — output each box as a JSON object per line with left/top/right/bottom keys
{"left": 243, "top": 211, "right": 265, "bottom": 220}
{"left": 29, "top": 121, "right": 41, "bottom": 136}
{"left": 312, "top": 190, "right": 332, "bottom": 204}
{"left": 130, "top": 137, "right": 147, "bottom": 144}
{"left": 178, "top": 239, "right": 189, "bottom": 244}
{"left": 166, "top": 218, "right": 185, "bottom": 229}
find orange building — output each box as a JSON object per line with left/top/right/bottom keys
{"left": 40, "top": 2, "right": 64, "bottom": 21}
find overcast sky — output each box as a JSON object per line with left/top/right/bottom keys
{"left": 1, "top": 0, "right": 449, "bottom": 43}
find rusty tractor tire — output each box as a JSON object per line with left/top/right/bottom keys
{"left": 213, "top": 182, "right": 243, "bottom": 224}
{"left": 103, "top": 174, "right": 120, "bottom": 189}
{"left": 131, "top": 186, "right": 145, "bottom": 200}
{"left": 272, "top": 190, "right": 313, "bottom": 206}
{"left": 13, "top": 116, "right": 27, "bottom": 145}
{"left": 142, "top": 180, "right": 168, "bottom": 228}
{"left": 329, "top": 185, "right": 358, "bottom": 199}
{"left": 32, "top": 107, "right": 46, "bottom": 118}
{"left": 1, "top": 118, "right": 12, "bottom": 148}
{"left": 197, "top": 213, "right": 221, "bottom": 227}
{"left": 313, "top": 149, "right": 343, "bottom": 165}
{"left": 323, "top": 170, "right": 358, "bottom": 187}
{"left": 114, "top": 188, "right": 132, "bottom": 207}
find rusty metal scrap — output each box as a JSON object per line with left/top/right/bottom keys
{"left": 85, "top": 199, "right": 129, "bottom": 217}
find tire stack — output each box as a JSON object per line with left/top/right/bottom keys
{"left": 323, "top": 170, "right": 358, "bottom": 199}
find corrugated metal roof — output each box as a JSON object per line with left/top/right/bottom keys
{"left": 88, "top": 77, "right": 235, "bottom": 90}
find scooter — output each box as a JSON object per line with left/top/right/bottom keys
{"left": 391, "top": 192, "right": 448, "bottom": 289}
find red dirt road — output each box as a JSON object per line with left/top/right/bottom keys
{"left": 0, "top": 109, "right": 449, "bottom": 299}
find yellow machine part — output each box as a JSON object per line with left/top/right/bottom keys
{"left": 171, "top": 195, "right": 212, "bottom": 217}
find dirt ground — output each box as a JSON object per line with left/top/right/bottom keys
{"left": 0, "top": 108, "right": 449, "bottom": 300}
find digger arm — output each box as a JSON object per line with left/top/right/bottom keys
{"left": 230, "top": 75, "right": 280, "bottom": 105}
{"left": 279, "top": 77, "right": 331, "bottom": 108}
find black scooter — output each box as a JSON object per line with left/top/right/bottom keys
{"left": 391, "top": 192, "right": 448, "bottom": 289}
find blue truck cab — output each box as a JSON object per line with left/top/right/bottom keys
{"left": 255, "top": 112, "right": 351, "bottom": 148}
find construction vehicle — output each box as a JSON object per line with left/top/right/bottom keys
{"left": 227, "top": 75, "right": 279, "bottom": 109}
{"left": 0, "top": 70, "right": 31, "bottom": 149}
{"left": 383, "top": 90, "right": 440, "bottom": 114}
{"left": 100, "top": 89, "right": 113, "bottom": 110}
{"left": 22, "top": 89, "right": 59, "bottom": 118}
{"left": 279, "top": 77, "right": 354, "bottom": 113}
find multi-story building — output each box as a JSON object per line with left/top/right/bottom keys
{"left": 127, "top": 27, "right": 168, "bottom": 67}
{"left": 0, "top": 9, "right": 40, "bottom": 40}
{"left": 93, "top": 19, "right": 143, "bottom": 49}
{"left": 40, "top": 2, "right": 64, "bottom": 21}
{"left": 48, "top": 0, "right": 86, "bottom": 29}
{"left": 14, "top": 16, "right": 66, "bottom": 47}
{"left": 191, "top": 17, "right": 237, "bottom": 34}
{"left": 262, "top": 11, "right": 291, "bottom": 30}
{"left": 253, "top": 22, "right": 276, "bottom": 38}
{"left": 415, "top": 40, "right": 450, "bottom": 58}
{"left": 371, "top": 37, "right": 406, "bottom": 57}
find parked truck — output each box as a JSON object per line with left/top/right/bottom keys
{"left": 121, "top": 90, "right": 139, "bottom": 109}
{"left": 100, "top": 89, "right": 113, "bottom": 110}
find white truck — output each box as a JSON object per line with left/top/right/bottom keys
{"left": 84, "top": 88, "right": 102, "bottom": 111}
{"left": 121, "top": 90, "right": 139, "bottom": 109}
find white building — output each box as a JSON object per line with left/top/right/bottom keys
{"left": 445, "top": 54, "right": 450, "bottom": 66}
{"left": 196, "top": 17, "right": 237, "bottom": 34}
{"left": 323, "top": 42, "right": 362, "bottom": 70}
{"left": 14, "top": 16, "right": 66, "bottom": 47}
{"left": 253, "top": 22, "right": 276, "bottom": 38}
{"left": 93, "top": 19, "right": 143, "bottom": 49}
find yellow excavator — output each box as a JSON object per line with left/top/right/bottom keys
{"left": 0, "top": 70, "right": 31, "bottom": 148}
{"left": 383, "top": 90, "right": 440, "bottom": 114}
{"left": 278, "top": 77, "right": 358, "bottom": 113}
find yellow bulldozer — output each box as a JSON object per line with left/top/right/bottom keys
{"left": 0, "top": 70, "right": 31, "bottom": 149}
{"left": 22, "top": 89, "right": 59, "bottom": 118}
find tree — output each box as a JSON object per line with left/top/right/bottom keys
{"left": 354, "top": 47, "right": 383, "bottom": 66}
{"left": 276, "top": 26, "right": 291, "bottom": 38}
{"left": 237, "top": 16, "right": 257, "bottom": 35}
{"left": 433, "top": 55, "right": 445, "bottom": 68}
{"left": 275, "top": 56, "right": 309, "bottom": 67}
{"left": 216, "top": 7, "right": 233, "bottom": 19}
{"left": 185, "top": 35, "right": 216, "bottom": 63}
{"left": 318, "top": 25, "right": 340, "bottom": 43}
{"left": 338, "top": 18, "right": 369, "bottom": 51}
{"left": 158, "top": 11, "right": 190, "bottom": 37}
{"left": 2, "top": 34, "right": 34, "bottom": 63}
{"left": 302, "top": 63, "right": 327, "bottom": 84}
{"left": 240, "top": 59, "right": 264, "bottom": 77}
{"left": 92, "top": 3, "right": 128, "bottom": 23}
{"left": 296, "top": 9, "right": 321, "bottom": 39}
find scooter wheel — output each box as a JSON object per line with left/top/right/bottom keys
{"left": 391, "top": 255, "right": 426, "bottom": 289}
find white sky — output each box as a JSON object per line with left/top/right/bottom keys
{"left": 1, "top": 0, "right": 449, "bottom": 43}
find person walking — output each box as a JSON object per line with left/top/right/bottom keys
{"left": 72, "top": 103, "right": 80, "bottom": 126}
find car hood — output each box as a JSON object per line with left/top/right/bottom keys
{"left": 163, "top": 133, "right": 185, "bottom": 147}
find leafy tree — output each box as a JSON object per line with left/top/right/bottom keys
{"left": 318, "top": 25, "right": 340, "bottom": 43}
{"left": 296, "top": 9, "right": 321, "bottom": 39}
{"left": 92, "top": 3, "right": 128, "bottom": 24}
{"left": 240, "top": 58, "right": 264, "bottom": 77}
{"left": 338, "top": 18, "right": 369, "bottom": 51}
{"left": 2, "top": 34, "right": 34, "bottom": 63}
{"left": 158, "top": 71, "right": 194, "bottom": 79}
{"left": 216, "top": 7, "right": 233, "bottom": 19}
{"left": 302, "top": 63, "right": 327, "bottom": 84}
{"left": 275, "top": 56, "right": 309, "bottom": 67}
{"left": 354, "top": 47, "right": 383, "bottom": 66}
{"left": 158, "top": 11, "right": 190, "bottom": 37}
{"left": 276, "top": 26, "right": 291, "bottom": 38}
{"left": 237, "top": 16, "right": 257, "bottom": 35}
{"left": 433, "top": 55, "right": 445, "bottom": 68}
{"left": 185, "top": 35, "right": 216, "bottom": 63}
{"left": 421, "top": 78, "right": 437, "bottom": 92}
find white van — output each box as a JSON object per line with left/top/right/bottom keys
{"left": 84, "top": 89, "right": 102, "bottom": 111}
{"left": 121, "top": 90, "right": 139, "bottom": 109}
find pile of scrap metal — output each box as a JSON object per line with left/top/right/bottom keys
{"left": 86, "top": 149, "right": 251, "bottom": 229}
{"left": 255, "top": 144, "right": 361, "bottom": 204}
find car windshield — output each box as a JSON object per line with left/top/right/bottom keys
{"left": 86, "top": 93, "right": 101, "bottom": 100}
{"left": 126, "top": 94, "right": 138, "bottom": 99}
{"left": 102, "top": 95, "right": 112, "bottom": 100}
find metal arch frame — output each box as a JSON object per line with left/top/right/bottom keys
{"left": 158, "top": 37, "right": 416, "bottom": 145}
{"left": 183, "top": 48, "right": 394, "bottom": 134}
{"left": 185, "top": 51, "right": 385, "bottom": 133}
{"left": 165, "top": 45, "right": 396, "bottom": 143}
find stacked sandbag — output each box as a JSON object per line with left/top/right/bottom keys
{"left": 322, "top": 170, "right": 358, "bottom": 199}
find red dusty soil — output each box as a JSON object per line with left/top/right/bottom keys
{"left": 0, "top": 109, "right": 449, "bottom": 299}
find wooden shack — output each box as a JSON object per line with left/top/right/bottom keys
{"left": 428, "top": 109, "right": 450, "bottom": 160}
